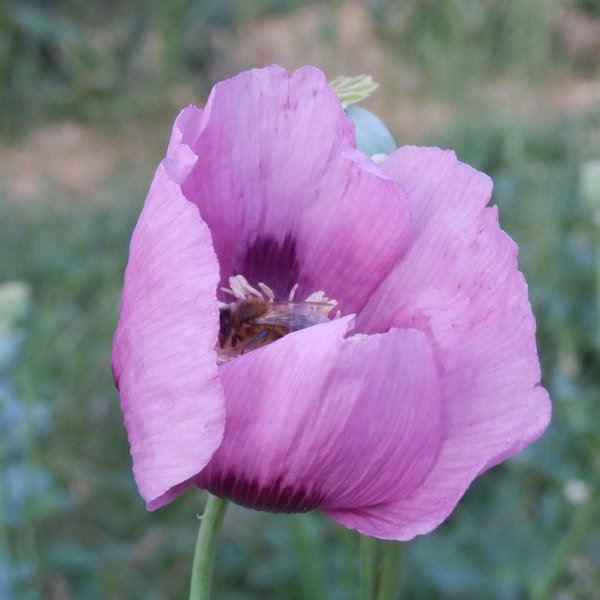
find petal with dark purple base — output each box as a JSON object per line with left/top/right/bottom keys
{"left": 112, "top": 163, "right": 225, "bottom": 510}
{"left": 180, "top": 65, "right": 410, "bottom": 312}
{"left": 196, "top": 316, "right": 443, "bottom": 515}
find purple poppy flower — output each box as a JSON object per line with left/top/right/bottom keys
{"left": 112, "top": 65, "right": 550, "bottom": 540}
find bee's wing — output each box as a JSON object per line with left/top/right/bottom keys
{"left": 240, "top": 328, "right": 272, "bottom": 351}
{"left": 253, "top": 302, "right": 333, "bottom": 330}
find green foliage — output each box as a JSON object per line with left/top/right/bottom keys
{"left": 0, "top": 2, "right": 155, "bottom": 135}
{"left": 3, "top": 0, "right": 598, "bottom": 136}
{"left": 0, "top": 0, "right": 316, "bottom": 137}
{"left": 370, "top": 0, "right": 560, "bottom": 97}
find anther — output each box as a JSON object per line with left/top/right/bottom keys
{"left": 258, "top": 282, "right": 275, "bottom": 302}
{"left": 288, "top": 283, "right": 299, "bottom": 302}
{"left": 226, "top": 275, "right": 263, "bottom": 300}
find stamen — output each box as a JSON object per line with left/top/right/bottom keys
{"left": 304, "top": 290, "right": 337, "bottom": 309}
{"left": 304, "top": 290, "right": 325, "bottom": 303}
{"left": 258, "top": 282, "right": 275, "bottom": 302}
{"left": 221, "top": 287, "right": 236, "bottom": 297}
{"left": 288, "top": 283, "right": 299, "bottom": 302}
{"left": 227, "top": 275, "right": 263, "bottom": 300}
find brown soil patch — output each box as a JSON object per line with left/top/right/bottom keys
{"left": 212, "top": 1, "right": 600, "bottom": 135}
{"left": 1, "top": 121, "right": 116, "bottom": 202}
{"left": 0, "top": 119, "right": 168, "bottom": 206}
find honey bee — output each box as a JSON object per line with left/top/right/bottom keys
{"left": 217, "top": 298, "right": 335, "bottom": 361}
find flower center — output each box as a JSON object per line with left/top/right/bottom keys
{"left": 216, "top": 275, "right": 338, "bottom": 363}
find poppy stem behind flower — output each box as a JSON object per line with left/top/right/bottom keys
{"left": 288, "top": 514, "right": 326, "bottom": 600}
{"left": 375, "top": 541, "right": 403, "bottom": 600}
{"left": 529, "top": 488, "right": 597, "bottom": 600}
{"left": 189, "top": 494, "right": 228, "bottom": 600}
{"left": 360, "top": 535, "right": 378, "bottom": 600}
{"left": 360, "top": 535, "right": 403, "bottom": 600}
{"left": 337, "top": 525, "right": 360, "bottom": 597}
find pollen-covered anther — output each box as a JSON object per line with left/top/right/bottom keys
{"left": 258, "top": 282, "right": 275, "bottom": 302}
{"left": 288, "top": 283, "right": 299, "bottom": 301}
{"left": 304, "top": 290, "right": 338, "bottom": 318}
{"left": 221, "top": 274, "right": 263, "bottom": 300}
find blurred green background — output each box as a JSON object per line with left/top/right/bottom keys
{"left": 2, "top": 0, "right": 600, "bottom": 598}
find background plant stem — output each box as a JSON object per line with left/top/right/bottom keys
{"left": 530, "top": 490, "right": 598, "bottom": 600}
{"left": 288, "top": 514, "right": 325, "bottom": 600}
{"left": 375, "top": 541, "right": 403, "bottom": 600}
{"left": 360, "top": 535, "right": 378, "bottom": 600}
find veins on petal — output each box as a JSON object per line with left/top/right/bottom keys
{"left": 200, "top": 470, "right": 325, "bottom": 513}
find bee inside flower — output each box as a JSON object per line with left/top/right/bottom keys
{"left": 216, "top": 274, "right": 338, "bottom": 363}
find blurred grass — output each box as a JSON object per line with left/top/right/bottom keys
{"left": 3, "top": 0, "right": 599, "bottom": 136}
{"left": 2, "top": 0, "right": 600, "bottom": 599}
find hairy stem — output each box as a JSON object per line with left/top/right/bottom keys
{"left": 189, "top": 494, "right": 228, "bottom": 600}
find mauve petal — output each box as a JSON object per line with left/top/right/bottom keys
{"left": 196, "top": 316, "right": 443, "bottom": 514}
{"left": 180, "top": 65, "right": 409, "bottom": 311}
{"left": 112, "top": 162, "right": 225, "bottom": 510}
{"left": 163, "top": 105, "right": 204, "bottom": 185}
{"left": 344, "top": 146, "right": 550, "bottom": 539}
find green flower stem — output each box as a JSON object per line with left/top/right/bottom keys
{"left": 596, "top": 237, "right": 600, "bottom": 321}
{"left": 360, "top": 535, "right": 378, "bottom": 600}
{"left": 288, "top": 514, "right": 325, "bottom": 600}
{"left": 375, "top": 541, "right": 403, "bottom": 600}
{"left": 361, "top": 535, "right": 403, "bottom": 600}
{"left": 337, "top": 526, "right": 359, "bottom": 599}
{"left": 189, "top": 494, "right": 228, "bottom": 600}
